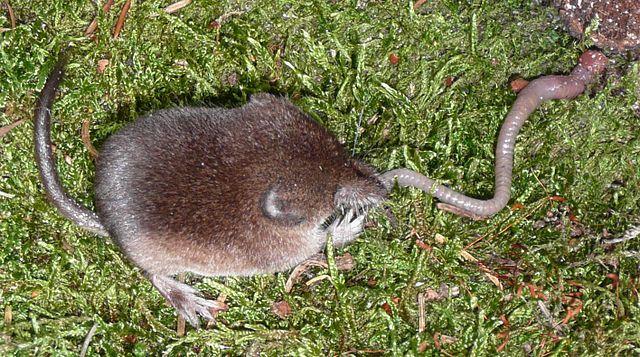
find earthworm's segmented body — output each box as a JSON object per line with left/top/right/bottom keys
{"left": 380, "top": 51, "right": 608, "bottom": 219}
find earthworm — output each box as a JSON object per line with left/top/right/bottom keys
{"left": 380, "top": 50, "right": 608, "bottom": 219}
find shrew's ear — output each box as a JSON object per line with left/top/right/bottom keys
{"left": 260, "top": 186, "right": 305, "bottom": 226}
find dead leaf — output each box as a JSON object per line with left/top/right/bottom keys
{"left": 388, "top": 53, "right": 399, "bottom": 65}
{"left": 415, "top": 239, "right": 432, "bottom": 251}
{"left": 417, "top": 341, "right": 428, "bottom": 352}
{"left": 97, "top": 59, "right": 109, "bottom": 74}
{"left": 271, "top": 300, "right": 292, "bottom": 319}
{"left": 484, "top": 272, "right": 503, "bottom": 290}
{"left": 413, "top": 0, "right": 428, "bottom": 10}
{"left": 82, "top": 120, "right": 99, "bottom": 159}
{"left": 460, "top": 250, "right": 477, "bottom": 262}
{"left": 510, "top": 77, "right": 529, "bottom": 92}
{"left": 443, "top": 76, "right": 455, "bottom": 87}
{"left": 561, "top": 300, "right": 583, "bottom": 324}
{"left": 381, "top": 302, "right": 393, "bottom": 316}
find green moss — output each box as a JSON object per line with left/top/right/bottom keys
{"left": 1, "top": 0, "right": 638, "bottom": 355}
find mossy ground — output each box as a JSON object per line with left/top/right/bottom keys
{"left": 1, "top": 0, "right": 639, "bottom": 355}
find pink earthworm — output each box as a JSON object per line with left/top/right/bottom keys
{"left": 380, "top": 50, "right": 608, "bottom": 219}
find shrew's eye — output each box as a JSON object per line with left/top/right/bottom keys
{"left": 351, "top": 160, "right": 375, "bottom": 179}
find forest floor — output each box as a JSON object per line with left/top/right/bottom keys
{"left": 1, "top": 0, "right": 639, "bottom": 355}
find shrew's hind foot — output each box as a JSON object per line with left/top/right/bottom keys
{"left": 150, "top": 274, "right": 228, "bottom": 328}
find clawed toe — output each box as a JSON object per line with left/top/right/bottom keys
{"left": 177, "top": 296, "right": 228, "bottom": 328}
{"left": 328, "top": 209, "right": 365, "bottom": 247}
{"left": 150, "top": 274, "right": 228, "bottom": 328}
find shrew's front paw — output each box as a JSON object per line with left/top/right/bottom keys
{"left": 328, "top": 209, "right": 365, "bottom": 247}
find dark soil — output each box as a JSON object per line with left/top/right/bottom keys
{"left": 553, "top": 0, "right": 640, "bottom": 57}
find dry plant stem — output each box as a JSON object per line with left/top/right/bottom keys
{"left": 284, "top": 254, "right": 328, "bottom": 293}
{"left": 4, "top": 0, "right": 15, "bottom": 28}
{"left": 216, "top": 11, "right": 244, "bottom": 26}
{"left": 380, "top": 50, "right": 608, "bottom": 219}
{"left": 79, "top": 323, "right": 98, "bottom": 357}
{"left": 0, "top": 119, "right": 24, "bottom": 138}
{"left": 4, "top": 304, "right": 12, "bottom": 325}
{"left": 413, "top": 0, "right": 428, "bottom": 10}
{"left": 417, "top": 292, "right": 426, "bottom": 333}
{"left": 284, "top": 253, "right": 354, "bottom": 293}
{"left": 164, "top": 0, "right": 192, "bottom": 14}
{"left": 81, "top": 120, "right": 99, "bottom": 159}
{"left": 85, "top": 0, "right": 115, "bottom": 36}
{"left": 112, "top": 0, "right": 131, "bottom": 39}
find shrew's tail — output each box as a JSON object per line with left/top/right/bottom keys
{"left": 34, "top": 56, "right": 109, "bottom": 236}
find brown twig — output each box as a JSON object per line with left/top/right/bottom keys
{"left": 3, "top": 304, "right": 12, "bottom": 326}
{"left": 417, "top": 292, "right": 425, "bottom": 333}
{"left": 103, "top": 0, "right": 115, "bottom": 12}
{"left": 164, "top": 0, "right": 191, "bottom": 14}
{"left": 4, "top": 1, "right": 15, "bottom": 29}
{"left": 81, "top": 120, "right": 99, "bottom": 159}
{"left": 284, "top": 256, "right": 328, "bottom": 293}
{"left": 112, "top": 0, "right": 131, "bottom": 39}
{"left": 284, "top": 253, "right": 354, "bottom": 293}
{"left": 210, "top": 10, "right": 244, "bottom": 29}
{"left": 85, "top": 0, "right": 115, "bottom": 36}
{"left": 0, "top": 119, "right": 24, "bottom": 138}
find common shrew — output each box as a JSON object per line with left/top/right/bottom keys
{"left": 34, "top": 50, "right": 606, "bottom": 327}
{"left": 35, "top": 60, "right": 387, "bottom": 326}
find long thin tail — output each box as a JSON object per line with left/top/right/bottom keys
{"left": 34, "top": 56, "right": 109, "bottom": 236}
